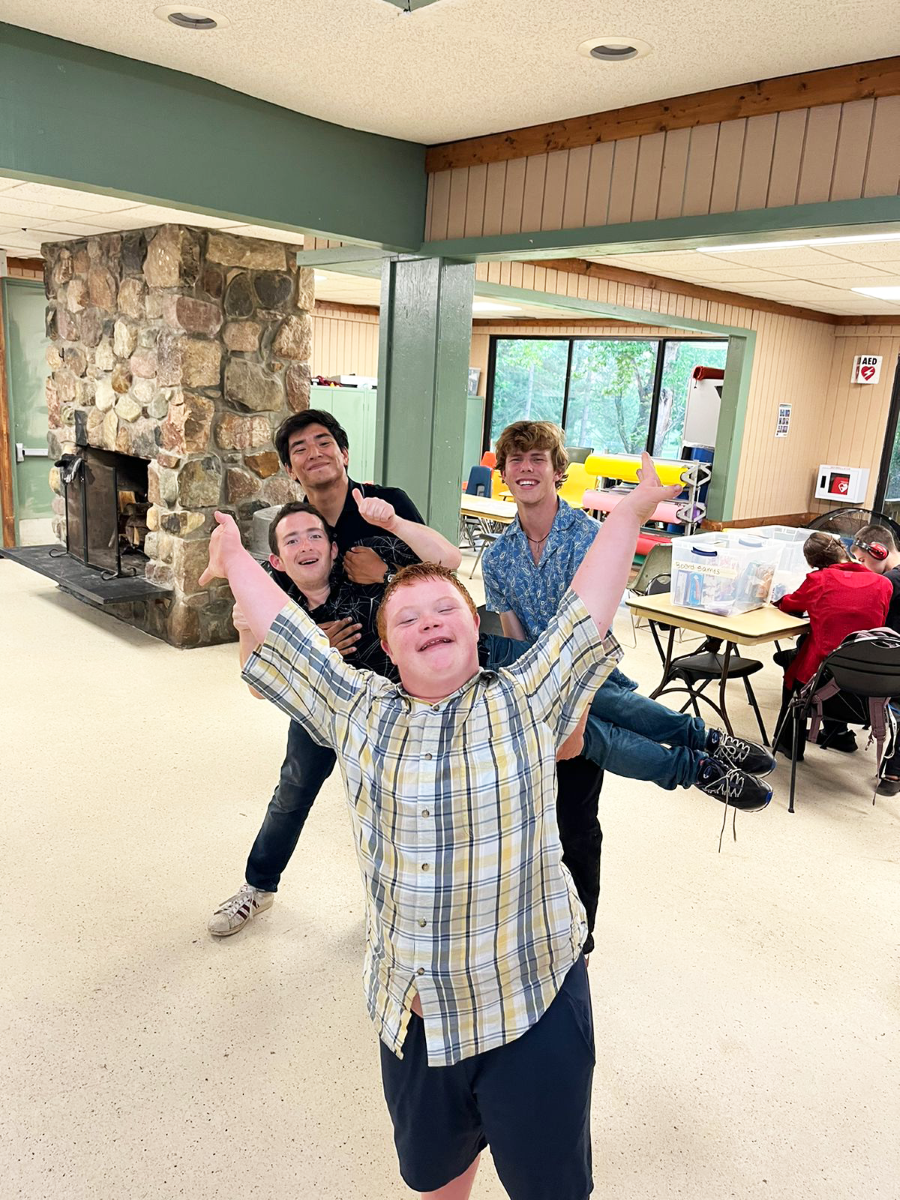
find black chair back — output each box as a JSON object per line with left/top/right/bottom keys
{"left": 822, "top": 631, "right": 900, "bottom": 698}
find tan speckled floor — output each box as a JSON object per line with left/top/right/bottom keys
{"left": 1, "top": 553, "right": 898, "bottom": 1200}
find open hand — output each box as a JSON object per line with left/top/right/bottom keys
{"left": 199, "top": 512, "right": 245, "bottom": 586}
{"left": 345, "top": 545, "right": 390, "bottom": 584}
{"left": 625, "top": 452, "right": 682, "bottom": 524}
{"left": 318, "top": 617, "right": 362, "bottom": 656}
{"left": 353, "top": 487, "right": 397, "bottom": 531}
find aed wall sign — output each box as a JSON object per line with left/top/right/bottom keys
{"left": 851, "top": 355, "right": 882, "bottom": 384}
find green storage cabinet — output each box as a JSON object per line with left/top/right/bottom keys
{"left": 308, "top": 385, "right": 377, "bottom": 482}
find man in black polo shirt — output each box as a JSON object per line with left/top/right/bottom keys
{"left": 209, "top": 410, "right": 461, "bottom": 936}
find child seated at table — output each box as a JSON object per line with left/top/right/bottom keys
{"left": 773, "top": 532, "right": 893, "bottom": 757}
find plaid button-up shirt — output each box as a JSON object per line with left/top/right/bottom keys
{"left": 243, "top": 590, "right": 620, "bottom": 1066}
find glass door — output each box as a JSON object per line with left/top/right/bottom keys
{"left": 2, "top": 279, "right": 52, "bottom": 545}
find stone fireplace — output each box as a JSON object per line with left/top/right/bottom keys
{"left": 42, "top": 226, "right": 312, "bottom": 647}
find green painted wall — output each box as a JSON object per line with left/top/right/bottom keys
{"left": 0, "top": 23, "right": 426, "bottom": 252}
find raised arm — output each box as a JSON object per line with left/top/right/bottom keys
{"left": 351, "top": 488, "right": 462, "bottom": 570}
{"left": 200, "top": 512, "right": 297, "bottom": 644}
{"left": 571, "top": 453, "right": 681, "bottom": 635}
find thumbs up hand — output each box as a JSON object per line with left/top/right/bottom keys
{"left": 352, "top": 487, "right": 398, "bottom": 532}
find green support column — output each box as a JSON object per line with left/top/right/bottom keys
{"left": 376, "top": 256, "right": 476, "bottom": 538}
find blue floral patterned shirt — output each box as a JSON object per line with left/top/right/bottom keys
{"left": 483, "top": 500, "right": 601, "bottom": 640}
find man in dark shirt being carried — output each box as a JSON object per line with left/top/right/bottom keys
{"left": 208, "top": 410, "right": 461, "bottom": 935}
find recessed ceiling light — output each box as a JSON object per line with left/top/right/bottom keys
{"left": 472, "top": 301, "right": 522, "bottom": 313}
{"left": 577, "top": 36, "right": 652, "bottom": 62}
{"left": 851, "top": 286, "right": 900, "bottom": 299}
{"left": 154, "top": 5, "right": 230, "bottom": 30}
{"left": 697, "top": 232, "right": 900, "bottom": 253}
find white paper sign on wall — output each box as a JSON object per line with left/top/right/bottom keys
{"left": 775, "top": 403, "right": 791, "bottom": 437}
{"left": 851, "top": 354, "right": 882, "bottom": 384}
{"left": 0, "top": 250, "right": 7, "bottom": 278}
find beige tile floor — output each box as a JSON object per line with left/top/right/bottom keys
{"left": 1, "top": 552, "right": 899, "bottom": 1200}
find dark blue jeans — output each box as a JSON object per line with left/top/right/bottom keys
{"left": 244, "top": 719, "right": 337, "bottom": 892}
{"left": 243, "top": 638, "right": 710, "bottom": 895}
{"left": 483, "top": 636, "right": 709, "bottom": 790}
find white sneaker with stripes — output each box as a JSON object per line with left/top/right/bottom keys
{"left": 208, "top": 883, "right": 275, "bottom": 937}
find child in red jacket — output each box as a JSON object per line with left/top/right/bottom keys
{"left": 774, "top": 532, "right": 892, "bottom": 755}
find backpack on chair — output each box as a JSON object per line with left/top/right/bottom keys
{"left": 804, "top": 627, "right": 900, "bottom": 779}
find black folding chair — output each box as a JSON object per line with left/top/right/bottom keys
{"left": 643, "top": 578, "right": 769, "bottom": 743}
{"left": 773, "top": 628, "right": 900, "bottom": 813}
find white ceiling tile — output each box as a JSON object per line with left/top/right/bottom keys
{"left": 789, "top": 262, "right": 894, "bottom": 280}
{"left": 228, "top": 224, "right": 307, "bottom": 244}
{"left": 0, "top": 181, "right": 144, "bottom": 212}
{"left": 671, "top": 266, "right": 784, "bottom": 283}
{"left": 124, "top": 205, "right": 247, "bottom": 228}
{"left": 812, "top": 241, "right": 900, "bottom": 263}
{"left": 697, "top": 247, "right": 848, "bottom": 268}
{"left": 0, "top": 197, "right": 110, "bottom": 221}
{"left": 0, "top": 231, "right": 48, "bottom": 251}
{"left": 24, "top": 219, "right": 123, "bottom": 237}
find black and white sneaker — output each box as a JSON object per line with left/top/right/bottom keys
{"left": 695, "top": 758, "right": 773, "bottom": 811}
{"left": 706, "top": 729, "right": 776, "bottom": 777}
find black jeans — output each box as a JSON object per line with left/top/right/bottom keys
{"left": 244, "top": 719, "right": 337, "bottom": 892}
{"left": 555, "top": 756, "right": 604, "bottom": 955}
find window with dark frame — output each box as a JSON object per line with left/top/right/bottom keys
{"left": 484, "top": 335, "right": 729, "bottom": 458}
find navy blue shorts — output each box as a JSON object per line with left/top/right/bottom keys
{"left": 379, "top": 956, "right": 595, "bottom": 1197}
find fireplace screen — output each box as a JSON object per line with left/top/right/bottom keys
{"left": 55, "top": 447, "right": 149, "bottom": 578}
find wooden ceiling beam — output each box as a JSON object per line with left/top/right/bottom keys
{"left": 426, "top": 57, "right": 900, "bottom": 172}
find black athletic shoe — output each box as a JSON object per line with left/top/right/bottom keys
{"left": 876, "top": 776, "right": 900, "bottom": 796}
{"left": 695, "top": 758, "right": 773, "bottom": 812}
{"left": 815, "top": 729, "right": 858, "bottom": 753}
{"left": 706, "top": 729, "right": 776, "bottom": 777}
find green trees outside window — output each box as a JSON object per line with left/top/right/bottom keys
{"left": 487, "top": 336, "right": 728, "bottom": 457}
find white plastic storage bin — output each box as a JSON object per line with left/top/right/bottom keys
{"left": 740, "top": 525, "right": 811, "bottom": 603}
{"left": 671, "top": 532, "right": 780, "bottom": 616}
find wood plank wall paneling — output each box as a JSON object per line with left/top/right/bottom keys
{"left": 7, "top": 260, "right": 44, "bottom": 280}
{"left": 316, "top": 279, "right": 900, "bottom": 524}
{"left": 426, "top": 57, "right": 900, "bottom": 173}
{"left": 470, "top": 262, "right": 899, "bottom": 521}
{"left": 310, "top": 305, "right": 380, "bottom": 380}
{"left": 425, "top": 96, "right": 900, "bottom": 241}
{"left": 813, "top": 331, "right": 900, "bottom": 509}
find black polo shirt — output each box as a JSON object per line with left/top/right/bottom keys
{"left": 264, "top": 477, "right": 425, "bottom": 679}
{"left": 328, "top": 477, "right": 425, "bottom": 589}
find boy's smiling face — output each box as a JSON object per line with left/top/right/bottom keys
{"left": 285, "top": 422, "right": 349, "bottom": 490}
{"left": 380, "top": 577, "right": 481, "bottom": 698}
{"left": 270, "top": 511, "right": 337, "bottom": 593}
{"left": 501, "top": 448, "right": 563, "bottom": 508}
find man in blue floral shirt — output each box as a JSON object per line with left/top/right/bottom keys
{"left": 483, "top": 422, "right": 774, "bottom": 945}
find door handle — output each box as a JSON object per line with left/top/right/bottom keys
{"left": 15, "top": 443, "right": 49, "bottom": 463}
